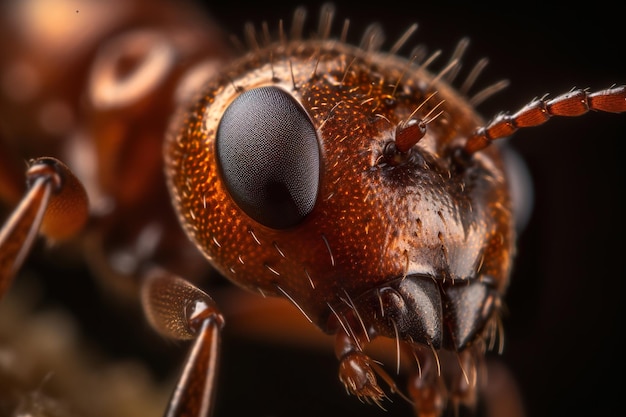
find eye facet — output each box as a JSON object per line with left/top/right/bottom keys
{"left": 216, "top": 86, "right": 320, "bottom": 229}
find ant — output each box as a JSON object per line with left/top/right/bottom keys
{"left": 0, "top": 1, "right": 624, "bottom": 417}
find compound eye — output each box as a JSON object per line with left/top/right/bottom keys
{"left": 216, "top": 86, "right": 321, "bottom": 229}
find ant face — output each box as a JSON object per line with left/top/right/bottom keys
{"left": 0, "top": 1, "right": 623, "bottom": 417}
{"left": 199, "top": 3, "right": 625, "bottom": 417}
{"left": 166, "top": 3, "right": 625, "bottom": 415}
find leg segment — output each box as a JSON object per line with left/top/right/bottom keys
{"left": 0, "top": 157, "right": 88, "bottom": 297}
{"left": 141, "top": 269, "right": 224, "bottom": 417}
{"left": 334, "top": 327, "right": 413, "bottom": 409}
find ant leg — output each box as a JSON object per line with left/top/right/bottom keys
{"left": 334, "top": 329, "right": 412, "bottom": 409}
{"left": 405, "top": 344, "right": 447, "bottom": 417}
{"left": 141, "top": 269, "right": 224, "bottom": 417}
{"left": 447, "top": 347, "right": 481, "bottom": 417}
{"left": 0, "top": 157, "right": 89, "bottom": 297}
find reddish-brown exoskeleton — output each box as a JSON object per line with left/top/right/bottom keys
{"left": 0, "top": 1, "right": 624, "bottom": 417}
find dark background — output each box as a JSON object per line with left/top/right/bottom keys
{"left": 7, "top": 2, "right": 624, "bottom": 417}
{"left": 197, "top": 2, "right": 625, "bottom": 417}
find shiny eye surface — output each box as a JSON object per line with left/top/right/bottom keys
{"left": 216, "top": 86, "right": 320, "bottom": 229}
